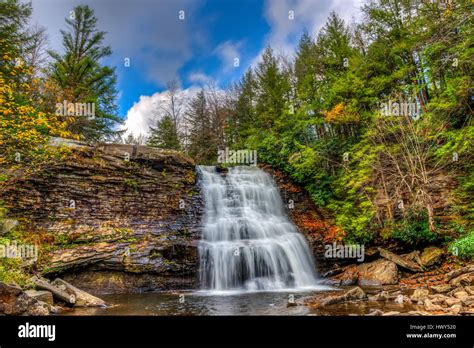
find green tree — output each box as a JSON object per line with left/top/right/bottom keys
{"left": 147, "top": 115, "right": 181, "bottom": 150}
{"left": 185, "top": 90, "right": 217, "bottom": 163}
{"left": 48, "top": 5, "right": 120, "bottom": 141}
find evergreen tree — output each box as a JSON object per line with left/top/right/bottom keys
{"left": 184, "top": 90, "right": 217, "bottom": 163}
{"left": 48, "top": 5, "right": 120, "bottom": 141}
{"left": 147, "top": 115, "right": 181, "bottom": 150}
{"left": 254, "top": 47, "right": 290, "bottom": 130}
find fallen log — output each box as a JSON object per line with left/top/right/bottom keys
{"left": 30, "top": 276, "right": 76, "bottom": 305}
{"left": 51, "top": 279, "right": 106, "bottom": 307}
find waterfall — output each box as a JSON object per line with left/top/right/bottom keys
{"left": 198, "top": 166, "right": 320, "bottom": 292}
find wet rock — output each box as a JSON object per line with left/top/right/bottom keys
{"left": 24, "top": 290, "right": 54, "bottom": 305}
{"left": 461, "top": 296, "right": 474, "bottom": 307}
{"left": 369, "top": 291, "right": 391, "bottom": 302}
{"left": 51, "top": 279, "right": 105, "bottom": 307}
{"left": 26, "top": 301, "right": 50, "bottom": 316}
{"left": 402, "top": 250, "right": 422, "bottom": 265}
{"left": 394, "top": 294, "right": 406, "bottom": 304}
{"left": 0, "top": 282, "right": 49, "bottom": 316}
{"left": 446, "top": 266, "right": 474, "bottom": 282}
{"left": 431, "top": 284, "right": 452, "bottom": 293}
{"left": 465, "top": 286, "right": 474, "bottom": 295}
{"left": 428, "top": 294, "right": 449, "bottom": 305}
{"left": 445, "top": 297, "right": 461, "bottom": 306}
{"left": 420, "top": 247, "right": 444, "bottom": 267}
{"left": 447, "top": 304, "right": 463, "bottom": 316}
{"left": 63, "top": 271, "right": 198, "bottom": 294}
{"left": 329, "top": 265, "right": 359, "bottom": 286}
{"left": 378, "top": 248, "right": 423, "bottom": 272}
{"left": 357, "top": 259, "right": 399, "bottom": 286}
{"left": 320, "top": 287, "right": 367, "bottom": 306}
{"left": 454, "top": 291, "right": 469, "bottom": 300}
{"left": 411, "top": 289, "right": 429, "bottom": 302}
{"left": 424, "top": 299, "right": 444, "bottom": 311}
{"left": 449, "top": 272, "right": 474, "bottom": 287}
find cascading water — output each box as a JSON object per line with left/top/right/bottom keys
{"left": 198, "top": 166, "right": 320, "bottom": 292}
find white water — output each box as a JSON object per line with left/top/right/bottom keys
{"left": 198, "top": 166, "right": 323, "bottom": 292}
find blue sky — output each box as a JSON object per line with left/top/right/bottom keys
{"left": 30, "top": 0, "right": 363, "bottom": 136}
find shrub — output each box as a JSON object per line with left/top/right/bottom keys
{"left": 448, "top": 230, "right": 474, "bottom": 260}
{"left": 391, "top": 209, "right": 438, "bottom": 246}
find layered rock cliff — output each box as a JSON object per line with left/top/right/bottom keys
{"left": 1, "top": 141, "right": 202, "bottom": 293}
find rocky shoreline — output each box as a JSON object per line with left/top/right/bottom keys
{"left": 0, "top": 277, "right": 106, "bottom": 316}
{"left": 301, "top": 257, "right": 474, "bottom": 316}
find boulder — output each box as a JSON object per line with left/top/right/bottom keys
{"left": 430, "top": 284, "right": 452, "bottom": 293}
{"left": 449, "top": 272, "right": 474, "bottom": 287}
{"left": 420, "top": 247, "right": 444, "bottom": 267}
{"left": 424, "top": 299, "right": 444, "bottom": 312}
{"left": 378, "top": 248, "right": 423, "bottom": 272}
{"left": 0, "top": 282, "right": 49, "bottom": 316}
{"left": 329, "top": 265, "right": 359, "bottom": 286}
{"left": 446, "top": 266, "right": 474, "bottom": 282}
{"left": 461, "top": 296, "right": 474, "bottom": 307}
{"left": 24, "top": 290, "right": 54, "bottom": 306}
{"left": 0, "top": 282, "right": 23, "bottom": 314}
{"left": 369, "top": 291, "right": 391, "bottom": 302}
{"left": 453, "top": 291, "right": 469, "bottom": 300}
{"left": 393, "top": 295, "right": 411, "bottom": 304}
{"left": 320, "top": 287, "right": 367, "bottom": 306}
{"left": 0, "top": 219, "right": 19, "bottom": 235}
{"left": 465, "top": 286, "right": 474, "bottom": 295}
{"left": 411, "top": 289, "right": 429, "bottom": 302}
{"left": 428, "top": 294, "right": 449, "bottom": 305}
{"left": 357, "top": 259, "right": 399, "bottom": 286}
{"left": 445, "top": 304, "right": 462, "bottom": 316}
{"left": 51, "top": 278, "right": 105, "bottom": 307}
{"left": 445, "top": 297, "right": 461, "bottom": 307}
{"left": 366, "top": 309, "right": 383, "bottom": 316}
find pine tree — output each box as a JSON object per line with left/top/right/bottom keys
{"left": 185, "top": 90, "right": 217, "bottom": 163}
{"left": 254, "top": 47, "right": 290, "bottom": 130}
{"left": 48, "top": 5, "right": 120, "bottom": 141}
{"left": 147, "top": 115, "right": 181, "bottom": 150}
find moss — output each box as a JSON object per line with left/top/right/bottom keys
{"left": 124, "top": 178, "right": 139, "bottom": 191}
{"left": 0, "top": 258, "right": 31, "bottom": 287}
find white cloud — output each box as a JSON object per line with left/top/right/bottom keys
{"left": 121, "top": 87, "right": 200, "bottom": 138}
{"left": 213, "top": 40, "right": 244, "bottom": 73}
{"left": 188, "top": 72, "right": 213, "bottom": 85}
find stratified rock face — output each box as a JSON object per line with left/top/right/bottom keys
{"left": 1, "top": 143, "right": 203, "bottom": 293}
